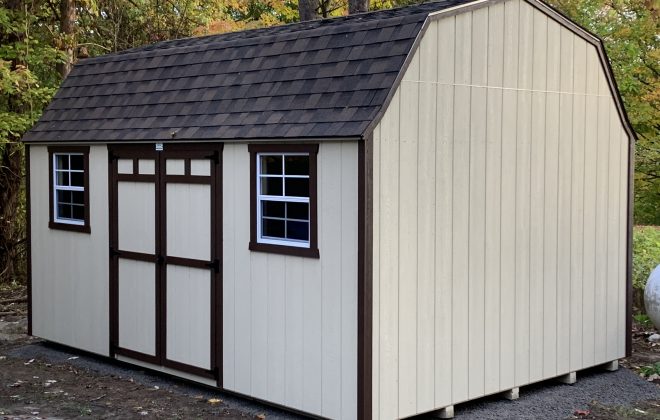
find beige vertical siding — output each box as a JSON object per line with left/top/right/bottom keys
{"left": 371, "top": 0, "right": 631, "bottom": 417}
{"left": 30, "top": 145, "right": 110, "bottom": 356}
{"left": 222, "top": 142, "right": 358, "bottom": 419}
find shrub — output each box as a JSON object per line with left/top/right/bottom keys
{"left": 633, "top": 226, "right": 660, "bottom": 313}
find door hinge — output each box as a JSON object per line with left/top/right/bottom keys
{"left": 206, "top": 259, "right": 220, "bottom": 273}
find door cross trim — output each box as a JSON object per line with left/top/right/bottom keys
{"left": 108, "top": 143, "right": 223, "bottom": 384}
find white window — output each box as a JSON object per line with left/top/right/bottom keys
{"left": 256, "top": 153, "right": 310, "bottom": 247}
{"left": 52, "top": 153, "right": 86, "bottom": 225}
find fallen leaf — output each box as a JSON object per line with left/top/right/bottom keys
{"left": 208, "top": 398, "right": 222, "bottom": 404}
{"left": 67, "top": 356, "right": 79, "bottom": 360}
{"left": 256, "top": 414, "right": 266, "bottom": 419}
{"left": 24, "top": 359, "right": 35, "bottom": 365}
{"left": 574, "top": 409, "right": 590, "bottom": 417}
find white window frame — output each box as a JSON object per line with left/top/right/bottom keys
{"left": 52, "top": 152, "right": 85, "bottom": 226}
{"left": 256, "top": 152, "right": 311, "bottom": 248}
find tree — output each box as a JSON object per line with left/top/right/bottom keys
{"left": 299, "top": 0, "right": 319, "bottom": 20}
{"left": 0, "top": 0, "right": 62, "bottom": 283}
{"left": 56, "top": 0, "right": 75, "bottom": 78}
{"left": 349, "top": 0, "right": 368, "bottom": 13}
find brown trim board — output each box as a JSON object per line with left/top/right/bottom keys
{"left": 358, "top": 135, "right": 373, "bottom": 420}
{"left": 626, "top": 136, "right": 634, "bottom": 356}
{"left": 247, "top": 143, "right": 320, "bottom": 259}
{"left": 25, "top": 145, "right": 32, "bottom": 336}
{"left": 47, "top": 146, "right": 91, "bottom": 233}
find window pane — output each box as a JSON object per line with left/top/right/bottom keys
{"left": 71, "top": 190, "right": 85, "bottom": 205}
{"left": 260, "top": 177, "right": 282, "bottom": 196}
{"left": 260, "top": 155, "right": 282, "bottom": 175}
{"left": 70, "top": 155, "right": 84, "bottom": 170}
{"left": 71, "top": 171, "right": 84, "bottom": 187}
{"left": 262, "top": 218, "right": 285, "bottom": 238}
{"left": 55, "top": 155, "right": 69, "bottom": 170}
{"left": 56, "top": 171, "right": 69, "bottom": 186}
{"left": 287, "top": 221, "right": 309, "bottom": 241}
{"left": 57, "top": 204, "right": 72, "bottom": 219}
{"left": 262, "top": 200, "right": 285, "bottom": 218}
{"left": 71, "top": 204, "right": 85, "bottom": 220}
{"left": 285, "top": 156, "right": 309, "bottom": 175}
{"left": 57, "top": 190, "right": 72, "bottom": 204}
{"left": 285, "top": 178, "right": 309, "bottom": 197}
{"left": 286, "top": 202, "right": 308, "bottom": 220}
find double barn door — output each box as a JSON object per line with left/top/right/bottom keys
{"left": 109, "top": 144, "right": 222, "bottom": 380}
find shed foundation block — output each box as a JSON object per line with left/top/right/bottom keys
{"left": 602, "top": 360, "right": 619, "bottom": 371}
{"left": 556, "top": 372, "right": 577, "bottom": 384}
{"left": 502, "top": 387, "right": 520, "bottom": 400}
{"left": 432, "top": 405, "right": 455, "bottom": 419}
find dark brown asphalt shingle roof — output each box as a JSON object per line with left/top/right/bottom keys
{"left": 24, "top": 0, "right": 472, "bottom": 142}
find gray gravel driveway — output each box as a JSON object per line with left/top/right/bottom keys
{"left": 8, "top": 342, "right": 660, "bottom": 419}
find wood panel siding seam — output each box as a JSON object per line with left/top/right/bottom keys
{"left": 396, "top": 80, "right": 616, "bottom": 96}
{"left": 526, "top": 0, "right": 636, "bottom": 142}
{"left": 467, "top": 8, "right": 473, "bottom": 398}
{"left": 450, "top": 41, "right": 456, "bottom": 405}
{"left": 497, "top": 4, "right": 506, "bottom": 390}
{"left": 397, "top": 87, "right": 401, "bottom": 418}
{"left": 565, "top": 32, "right": 575, "bottom": 373}
{"left": 579, "top": 45, "right": 587, "bottom": 367}
{"left": 527, "top": 0, "right": 533, "bottom": 384}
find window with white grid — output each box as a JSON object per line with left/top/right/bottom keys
{"left": 256, "top": 153, "right": 310, "bottom": 247}
{"left": 53, "top": 153, "right": 86, "bottom": 225}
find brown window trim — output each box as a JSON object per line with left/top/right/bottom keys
{"left": 248, "top": 143, "right": 319, "bottom": 259}
{"left": 48, "top": 146, "right": 91, "bottom": 234}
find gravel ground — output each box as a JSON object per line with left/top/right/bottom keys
{"left": 5, "top": 341, "right": 660, "bottom": 419}
{"left": 456, "top": 367, "right": 659, "bottom": 419}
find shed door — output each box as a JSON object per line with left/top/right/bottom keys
{"left": 109, "top": 144, "right": 222, "bottom": 381}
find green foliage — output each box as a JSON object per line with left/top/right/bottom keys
{"left": 0, "top": 4, "right": 63, "bottom": 144}
{"left": 639, "top": 362, "right": 660, "bottom": 377}
{"left": 633, "top": 313, "right": 653, "bottom": 327}
{"left": 633, "top": 226, "right": 660, "bottom": 291}
{"left": 546, "top": 0, "right": 660, "bottom": 225}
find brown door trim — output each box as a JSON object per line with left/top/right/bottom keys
{"left": 108, "top": 143, "right": 223, "bottom": 381}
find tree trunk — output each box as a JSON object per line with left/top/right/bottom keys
{"left": 348, "top": 0, "right": 369, "bottom": 14}
{"left": 0, "top": 0, "right": 28, "bottom": 285}
{"left": 56, "top": 0, "right": 76, "bottom": 78}
{"left": 298, "top": 0, "right": 319, "bottom": 21}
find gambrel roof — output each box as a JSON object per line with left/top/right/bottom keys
{"left": 23, "top": 0, "right": 635, "bottom": 142}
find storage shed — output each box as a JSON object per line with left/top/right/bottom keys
{"left": 23, "top": 0, "right": 634, "bottom": 418}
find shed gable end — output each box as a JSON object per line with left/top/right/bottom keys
{"left": 370, "top": 0, "right": 631, "bottom": 418}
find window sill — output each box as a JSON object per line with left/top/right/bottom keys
{"left": 249, "top": 241, "right": 319, "bottom": 259}
{"left": 49, "top": 221, "right": 91, "bottom": 234}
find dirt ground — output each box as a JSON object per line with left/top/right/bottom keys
{"left": 0, "top": 284, "right": 262, "bottom": 419}
{"left": 2, "top": 283, "right": 660, "bottom": 419}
